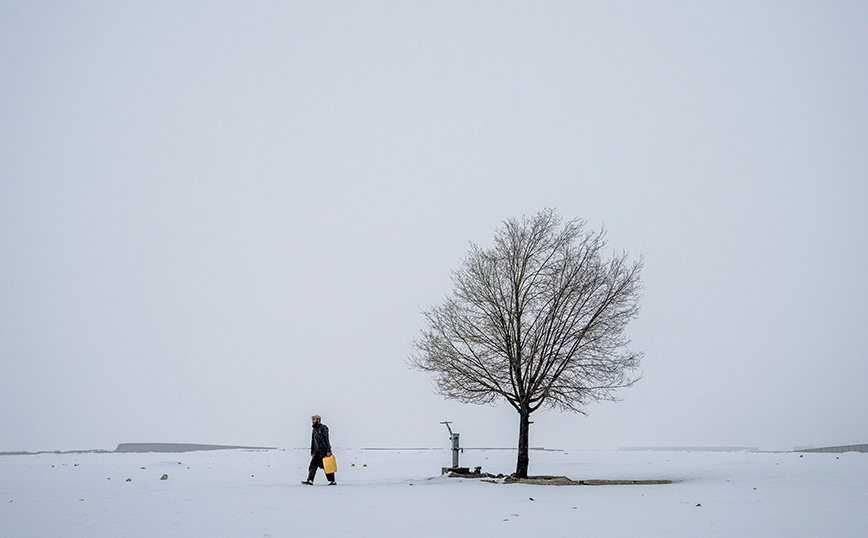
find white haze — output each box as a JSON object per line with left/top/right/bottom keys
{"left": 1, "top": 2, "right": 866, "bottom": 453}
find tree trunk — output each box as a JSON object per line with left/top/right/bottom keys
{"left": 515, "top": 408, "right": 531, "bottom": 478}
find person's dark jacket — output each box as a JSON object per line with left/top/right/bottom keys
{"left": 311, "top": 423, "right": 331, "bottom": 456}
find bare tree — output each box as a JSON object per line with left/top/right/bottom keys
{"left": 411, "top": 209, "right": 643, "bottom": 478}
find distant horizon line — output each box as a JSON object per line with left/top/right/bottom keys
{"left": 4, "top": 442, "right": 865, "bottom": 456}
{"left": 619, "top": 446, "right": 760, "bottom": 452}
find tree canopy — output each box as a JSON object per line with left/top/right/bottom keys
{"left": 411, "top": 209, "right": 643, "bottom": 477}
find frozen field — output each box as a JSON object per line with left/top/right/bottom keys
{"left": 1, "top": 447, "right": 866, "bottom": 537}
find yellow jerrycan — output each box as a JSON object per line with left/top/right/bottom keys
{"left": 323, "top": 454, "right": 337, "bottom": 474}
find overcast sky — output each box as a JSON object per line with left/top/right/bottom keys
{"left": 2, "top": 1, "right": 866, "bottom": 453}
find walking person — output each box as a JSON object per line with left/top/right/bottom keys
{"left": 302, "top": 414, "right": 336, "bottom": 485}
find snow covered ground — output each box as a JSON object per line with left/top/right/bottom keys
{"left": 2, "top": 447, "right": 866, "bottom": 537}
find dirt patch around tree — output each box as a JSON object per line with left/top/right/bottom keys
{"left": 445, "top": 468, "right": 674, "bottom": 485}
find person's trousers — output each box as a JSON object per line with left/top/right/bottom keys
{"left": 308, "top": 455, "right": 335, "bottom": 482}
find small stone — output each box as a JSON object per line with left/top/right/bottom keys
{"left": 696, "top": 503, "right": 701, "bottom": 507}
{"left": 126, "top": 478, "right": 132, "bottom": 482}
{"left": 160, "top": 474, "right": 168, "bottom": 480}
{"left": 529, "top": 497, "right": 534, "bottom": 501}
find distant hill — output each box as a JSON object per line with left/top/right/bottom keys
{"left": 115, "top": 443, "right": 276, "bottom": 453}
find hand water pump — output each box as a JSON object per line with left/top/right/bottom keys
{"left": 440, "top": 421, "right": 461, "bottom": 468}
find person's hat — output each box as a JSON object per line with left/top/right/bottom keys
{"left": 311, "top": 414, "right": 321, "bottom": 420}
